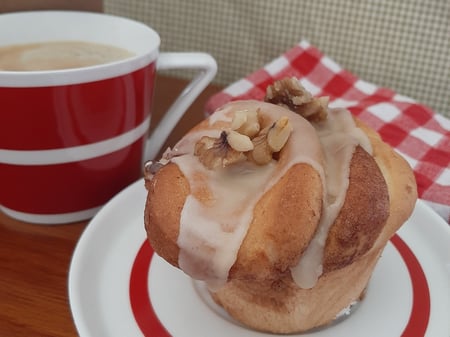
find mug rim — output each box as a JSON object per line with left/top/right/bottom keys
{"left": 0, "top": 10, "right": 160, "bottom": 87}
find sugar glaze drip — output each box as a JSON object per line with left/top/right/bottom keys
{"left": 168, "top": 100, "right": 371, "bottom": 289}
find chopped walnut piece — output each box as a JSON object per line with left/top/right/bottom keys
{"left": 265, "top": 77, "right": 312, "bottom": 106}
{"left": 194, "top": 131, "right": 248, "bottom": 170}
{"left": 249, "top": 116, "right": 293, "bottom": 165}
{"left": 250, "top": 130, "right": 273, "bottom": 165}
{"left": 267, "top": 116, "right": 293, "bottom": 152}
{"left": 227, "top": 130, "right": 254, "bottom": 152}
{"left": 296, "top": 96, "right": 329, "bottom": 123}
{"left": 231, "top": 109, "right": 260, "bottom": 138}
{"left": 264, "top": 77, "right": 328, "bottom": 122}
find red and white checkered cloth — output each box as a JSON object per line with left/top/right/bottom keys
{"left": 206, "top": 40, "right": 450, "bottom": 224}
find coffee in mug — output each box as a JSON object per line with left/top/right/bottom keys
{"left": 0, "top": 40, "right": 135, "bottom": 71}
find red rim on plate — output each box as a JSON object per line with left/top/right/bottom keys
{"left": 129, "top": 234, "right": 430, "bottom": 337}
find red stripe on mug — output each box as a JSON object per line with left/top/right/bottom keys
{"left": 0, "top": 136, "right": 146, "bottom": 214}
{"left": 0, "top": 64, "right": 155, "bottom": 150}
{"left": 0, "top": 117, "right": 150, "bottom": 165}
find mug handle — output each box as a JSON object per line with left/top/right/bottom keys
{"left": 144, "top": 52, "right": 217, "bottom": 160}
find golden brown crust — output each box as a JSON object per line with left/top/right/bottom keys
{"left": 212, "top": 247, "right": 382, "bottom": 334}
{"left": 144, "top": 163, "right": 187, "bottom": 268}
{"left": 145, "top": 162, "right": 323, "bottom": 280}
{"left": 355, "top": 119, "right": 417, "bottom": 248}
{"left": 145, "top": 131, "right": 397, "bottom": 280}
{"left": 230, "top": 163, "right": 322, "bottom": 281}
{"left": 323, "top": 145, "right": 389, "bottom": 272}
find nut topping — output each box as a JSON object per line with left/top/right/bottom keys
{"left": 267, "top": 116, "right": 293, "bottom": 152}
{"left": 265, "top": 77, "right": 328, "bottom": 122}
{"left": 249, "top": 117, "right": 293, "bottom": 165}
{"left": 195, "top": 106, "right": 293, "bottom": 169}
{"left": 230, "top": 110, "right": 248, "bottom": 130}
{"left": 227, "top": 130, "right": 254, "bottom": 152}
{"left": 250, "top": 130, "right": 273, "bottom": 165}
{"left": 194, "top": 131, "right": 248, "bottom": 170}
{"left": 231, "top": 109, "right": 260, "bottom": 138}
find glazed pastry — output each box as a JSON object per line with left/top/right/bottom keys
{"left": 143, "top": 77, "right": 417, "bottom": 333}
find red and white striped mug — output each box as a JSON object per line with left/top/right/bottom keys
{"left": 0, "top": 11, "right": 216, "bottom": 224}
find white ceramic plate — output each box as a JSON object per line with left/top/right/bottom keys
{"left": 69, "top": 180, "right": 450, "bottom": 337}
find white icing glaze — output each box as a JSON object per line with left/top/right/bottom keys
{"left": 169, "top": 100, "right": 371, "bottom": 289}
{"left": 172, "top": 101, "right": 323, "bottom": 288}
{"left": 176, "top": 160, "right": 277, "bottom": 289}
{"left": 290, "top": 108, "right": 372, "bottom": 288}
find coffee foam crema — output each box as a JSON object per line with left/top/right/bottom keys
{"left": 0, "top": 40, "right": 134, "bottom": 71}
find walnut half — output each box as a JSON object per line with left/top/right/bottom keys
{"left": 194, "top": 131, "right": 251, "bottom": 170}
{"left": 265, "top": 77, "right": 328, "bottom": 122}
{"left": 231, "top": 109, "right": 260, "bottom": 137}
{"left": 250, "top": 117, "right": 293, "bottom": 165}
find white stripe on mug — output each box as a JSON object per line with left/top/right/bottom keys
{"left": 0, "top": 204, "right": 102, "bottom": 225}
{"left": 0, "top": 117, "right": 150, "bottom": 165}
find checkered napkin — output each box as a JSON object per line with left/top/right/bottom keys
{"left": 205, "top": 40, "right": 450, "bottom": 224}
